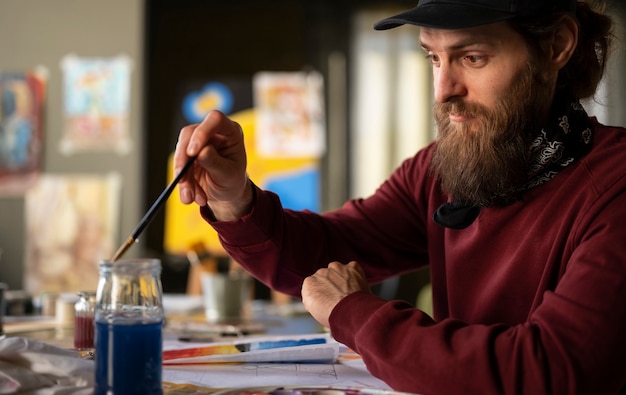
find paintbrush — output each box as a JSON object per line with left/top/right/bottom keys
{"left": 110, "top": 155, "right": 197, "bottom": 262}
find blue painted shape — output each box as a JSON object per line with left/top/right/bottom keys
{"left": 265, "top": 168, "right": 320, "bottom": 212}
{"left": 182, "top": 82, "right": 234, "bottom": 123}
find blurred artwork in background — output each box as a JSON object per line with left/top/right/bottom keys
{"left": 59, "top": 55, "right": 132, "bottom": 155}
{"left": 254, "top": 71, "right": 326, "bottom": 158}
{"left": 24, "top": 173, "right": 121, "bottom": 295}
{"left": 0, "top": 69, "right": 47, "bottom": 196}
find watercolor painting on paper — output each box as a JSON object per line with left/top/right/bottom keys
{"left": 24, "top": 173, "right": 121, "bottom": 294}
{"left": 0, "top": 69, "right": 47, "bottom": 195}
{"left": 60, "top": 55, "right": 132, "bottom": 155}
{"left": 253, "top": 71, "right": 326, "bottom": 158}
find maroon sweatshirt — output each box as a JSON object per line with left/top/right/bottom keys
{"left": 206, "top": 118, "right": 626, "bottom": 395}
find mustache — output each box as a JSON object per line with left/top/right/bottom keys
{"left": 435, "top": 100, "right": 490, "bottom": 118}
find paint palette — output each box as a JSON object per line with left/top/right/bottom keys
{"left": 214, "top": 386, "right": 421, "bottom": 395}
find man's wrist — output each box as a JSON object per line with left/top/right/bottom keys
{"left": 207, "top": 178, "right": 254, "bottom": 222}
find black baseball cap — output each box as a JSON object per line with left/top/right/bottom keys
{"left": 374, "top": 0, "right": 577, "bottom": 30}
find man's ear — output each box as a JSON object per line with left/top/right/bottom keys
{"left": 549, "top": 16, "right": 578, "bottom": 72}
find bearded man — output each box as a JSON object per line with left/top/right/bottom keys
{"left": 174, "top": 0, "right": 626, "bottom": 393}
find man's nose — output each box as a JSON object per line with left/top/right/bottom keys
{"left": 434, "top": 65, "right": 466, "bottom": 103}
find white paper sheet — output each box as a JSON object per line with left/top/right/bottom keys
{"left": 162, "top": 334, "right": 392, "bottom": 390}
{"left": 162, "top": 360, "right": 392, "bottom": 390}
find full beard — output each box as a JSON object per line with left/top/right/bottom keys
{"left": 430, "top": 63, "right": 554, "bottom": 207}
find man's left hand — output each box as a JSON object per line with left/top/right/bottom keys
{"left": 301, "top": 261, "right": 370, "bottom": 328}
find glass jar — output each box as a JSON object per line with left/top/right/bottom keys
{"left": 73, "top": 291, "right": 96, "bottom": 350}
{"left": 94, "top": 258, "right": 164, "bottom": 395}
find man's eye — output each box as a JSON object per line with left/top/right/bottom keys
{"left": 465, "top": 55, "right": 485, "bottom": 64}
{"left": 426, "top": 54, "right": 440, "bottom": 64}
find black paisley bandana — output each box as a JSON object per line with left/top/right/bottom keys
{"left": 525, "top": 95, "right": 594, "bottom": 190}
{"left": 434, "top": 93, "right": 594, "bottom": 229}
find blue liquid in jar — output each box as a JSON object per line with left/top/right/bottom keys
{"left": 94, "top": 320, "right": 163, "bottom": 395}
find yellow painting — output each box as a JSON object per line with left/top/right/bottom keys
{"left": 163, "top": 108, "right": 319, "bottom": 255}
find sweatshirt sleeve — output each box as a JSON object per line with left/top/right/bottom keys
{"left": 201, "top": 182, "right": 315, "bottom": 297}
{"left": 329, "top": 281, "right": 626, "bottom": 395}
{"left": 204, "top": 155, "right": 434, "bottom": 297}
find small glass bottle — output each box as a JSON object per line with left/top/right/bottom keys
{"left": 73, "top": 291, "right": 96, "bottom": 350}
{"left": 94, "top": 258, "right": 164, "bottom": 395}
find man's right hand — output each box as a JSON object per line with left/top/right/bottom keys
{"left": 174, "top": 110, "right": 253, "bottom": 222}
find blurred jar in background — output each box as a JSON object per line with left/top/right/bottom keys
{"left": 0, "top": 282, "right": 6, "bottom": 336}
{"left": 74, "top": 291, "right": 96, "bottom": 350}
